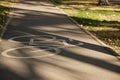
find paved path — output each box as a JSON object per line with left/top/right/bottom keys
{"left": 0, "top": 0, "right": 120, "bottom": 80}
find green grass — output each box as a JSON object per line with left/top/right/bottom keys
{"left": 65, "top": 10, "right": 120, "bottom": 26}
{"left": 67, "top": 10, "right": 120, "bottom": 53}
{"left": 64, "top": 9, "right": 120, "bottom": 53}
{"left": 51, "top": 0, "right": 120, "bottom": 54}
{"left": 0, "top": 0, "right": 11, "bottom": 30}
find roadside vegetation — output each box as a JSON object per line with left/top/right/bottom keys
{"left": 50, "top": 0, "right": 120, "bottom": 54}
{"left": 0, "top": 0, "right": 11, "bottom": 31}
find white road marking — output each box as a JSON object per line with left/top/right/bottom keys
{"left": 8, "top": 35, "right": 56, "bottom": 44}
{"left": 2, "top": 35, "right": 84, "bottom": 58}
{"left": 1, "top": 46, "right": 60, "bottom": 58}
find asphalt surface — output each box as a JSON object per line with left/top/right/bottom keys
{"left": 0, "top": 0, "right": 120, "bottom": 80}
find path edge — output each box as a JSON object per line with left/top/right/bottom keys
{"left": 0, "top": 0, "right": 15, "bottom": 41}
{"left": 48, "top": 0, "right": 120, "bottom": 59}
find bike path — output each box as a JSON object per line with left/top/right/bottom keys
{"left": 0, "top": 0, "right": 120, "bottom": 80}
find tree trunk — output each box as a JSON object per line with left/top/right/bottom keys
{"left": 98, "top": 0, "right": 109, "bottom": 5}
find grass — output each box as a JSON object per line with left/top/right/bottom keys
{"left": 51, "top": 0, "right": 120, "bottom": 54}
{"left": 0, "top": 0, "right": 11, "bottom": 31}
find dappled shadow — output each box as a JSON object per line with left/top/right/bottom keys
{"left": 0, "top": 57, "right": 45, "bottom": 80}
{"left": 5, "top": 7, "right": 74, "bottom": 28}
{"left": 0, "top": 66, "right": 26, "bottom": 80}
{"left": 90, "top": 30, "right": 120, "bottom": 53}
{"left": 58, "top": 0, "right": 120, "bottom": 6}
{"left": 63, "top": 1, "right": 97, "bottom": 6}
{"left": 70, "top": 16, "right": 120, "bottom": 53}
{"left": 0, "top": 5, "right": 9, "bottom": 10}
{"left": 9, "top": 0, "right": 55, "bottom": 7}
{"left": 1, "top": 32, "right": 120, "bottom": 80}
{"left": 60, "top": 1, "right": 120, "bottom": 11}
{"left": 90, "top": 30, "right": 120, "bottom": 41}
{"left": 1, "top": 0, "right": 119, "bottom": 58}
{"left": 4, "top": 30, "right": 119, "bottom": 57}
{"left": 59, "top": 49, "right": 120, "bottom": 73}
{"left": 71, "top": 16, "right": 120, "bottom": 29}
{"left": 0, "top": 0, "right": 120, "bottom": 80}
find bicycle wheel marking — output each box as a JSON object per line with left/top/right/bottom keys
{"left": 8, "top": 35, "right": 56, "bottom": 44}
{"left": 1, "top": 46, "right": 60, "bottom": 59}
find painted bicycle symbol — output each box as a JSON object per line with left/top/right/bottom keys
{"left": 1, "top": 35, "right": 84, "bottom": 58}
